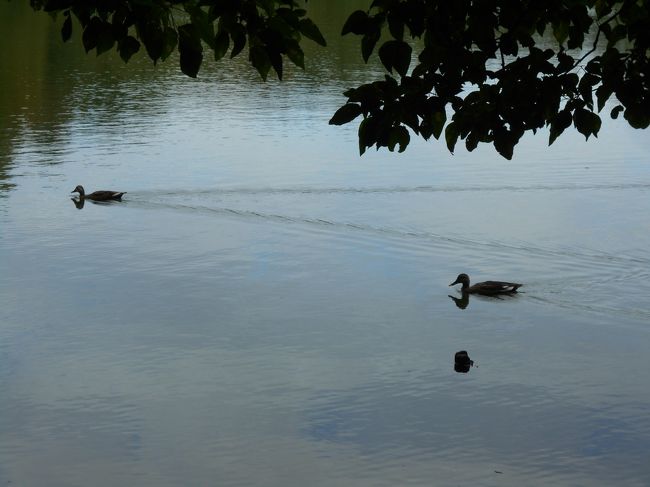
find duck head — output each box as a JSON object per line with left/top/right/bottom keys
{"left": 71, "top": 185, "right": 85, "bottom": 196}
{"left": 449, "top": 273, "right": 470, "bottom": 288}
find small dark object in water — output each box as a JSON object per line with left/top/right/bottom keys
{"left": 454, "top": 350, "right": 474, "bottom": 373}
{"left": 71, "top": 185, "right": 126, "bottom": 201}
{"left": 449, "top": 273, "right": 522, "bottom": 295}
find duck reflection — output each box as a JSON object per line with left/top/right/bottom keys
{"left": 448, "top": 292, "right": 470, "bottom": 309}
{"left": 71, "top": 197, "right": 124, "bottom": 209}
{"left": 448, "top": 290, "right": 521, "bottom": 310}
{"left": 454, "top": 350, "right": 474, "bottom": 373}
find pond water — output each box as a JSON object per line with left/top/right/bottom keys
{"left": 1, "top": 3, "right": 650, "bottom": 486}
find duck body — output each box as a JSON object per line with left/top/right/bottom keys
{"left": 454, "top": 350, "right": 474, "bottom": 373}
{"left": 454, "top": 350, "right": 473, "bottom": 366}
{"left": 72, "top": 185, "right": 126, "bottom": 201}
{"left": 449, "top": 273, "right": 521, "bottom": 295}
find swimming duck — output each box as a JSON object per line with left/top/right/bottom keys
{"left": 454, "top": 350, "right": 474, "bottom": 373}
{"left": 454, "top": 350, "right": 473, "bottom": 366}
{"left": 71, "top": 185, "right": 126, "bottom": 201}
{"left": 449, "top": 273, "right": 521, "bottom": 295}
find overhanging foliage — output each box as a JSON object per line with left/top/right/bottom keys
{"left": 29, "top": 0, "right": 650, "bottom": 159}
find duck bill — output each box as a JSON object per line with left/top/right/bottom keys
{"left": 449, "top": 280, "right": 460, "bottom": 286}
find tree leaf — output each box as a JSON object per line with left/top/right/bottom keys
{"left": 213, "top": 28, "right": 230, "bottom": 61}
{"left": 141, "top": 24, "right": 164, "bottom": 63}
{"left": 250, "top": 45, "right": 271, "bottom": 81}
{"left": 494, "top": 128, "right": 515, "bottom": 160}
{"left": 573, "top": 108, "right": 601, "bottom": 140}
{"left": 299, "top": 19, "right": 326, "bottom": 46}
{"left": 80, "top": 17, "right": 116, "bottom": 56}
{"left": 431, "top": 110, "right": 446, "bottom": 140}
{"left": 276, "top": 7, "right": 301, "bottom": 30}
{"left": 160, "top": 27, "right": 178, "bottom": 61}
{"left": 553, "top": 18, "right": 569, "bottom": 45}
{"left": 118, "top": 36, "right": 140, "bottom": 63}
{"left": 556, "top": 51, "right": 574, "bottom": 72}
{"left": 387, "top": 14, "right": 404, "bottom": 40}
{"left": 610, "top": 105, "right": 623, "bottom": 119}
{"left": 82, "top": 17, "right": 100, "bottom": 53}
{"left": 445, "top": 122, "right": 459, "bottom": 153}
{"left": 499, "top": 32, "right": 518, "bottom": 56}
{"left": 567, "top": 25, "right": 584, "bottom": 50}
{"left": 342, "top": 10, "right": 369, "bottom": 35}
{"left": 268, "top": 48, "right": 283, "bottom": 80}
{"left": 61, "top": 12, "right": 72, "bottom": 42}
{"left": 392, "top": 41, "right": 413, "bottom": 76}
{"left": 378, "top": 40, "right": 411, "bottom": 77}
{"left": 229, "top": 24, "right": 246, "bottom": 58}
{"left": 285, "top": 40, "right": 304, "bottom": 69}
{"left": 596, "top": 84, "right": 613, "bottom": 112}
{"left": 465, "top": 132, "right": 479, "bottom": 152}
{"left": 578, "top": 73, "right": 599, "bottom": 108}
{"left": 178, "top": 24, "right": 203, "bottom": 78}
{"left": 607, "top": 24, "right": 627, "bottom": 46}
{"left": 358, "top": 118, "right": 370, "bottom": 155}
{"left": 388, "top": 126, "right": 410, "bottom": 152}
{"left": 623, "top": 104, "right": 650, "bottom": 129}
{"left": 95, "top": 22, "right": 115, "bottom": 55}
{"left": 595, "top": 0, "right": 612, "bottom": 19}
{"left": 186, "top": 5, "right": 215, "bottom": 49}
{"left": 42, "top": 0, "right": 72, "bottom": 12}
{"left": 329, "top": 104, "right": 362, "bottom": 125}
{"left": 549, "top": 109, "right": 572, "bottom": 145}
{"left": 361, "top": 31, "right": 380, "bottom": 63}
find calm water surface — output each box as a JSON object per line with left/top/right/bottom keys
{"left": 1, "top": 4, "right": 650, "bottom": 486}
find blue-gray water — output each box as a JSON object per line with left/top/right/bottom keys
{"left": 1, "top": 4, "right": 650, "bottom": 486}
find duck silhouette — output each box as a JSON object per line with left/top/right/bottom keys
{"left": 454, "top": 350, "right": 474, "bottom": 373}
{"left": 449, "top": 273, "right": 521, "bottom": 295}
{"left": 71, "top": 185, "right": 126, "bottom": 201}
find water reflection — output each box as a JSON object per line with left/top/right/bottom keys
{"left": 448, "top": 292, "right": 470, "bottom": 309}
{"left": 447, "top": 291, "right": 521, "bottom": 310}
{"left": 2, "top": 2, "right": 650, "bottom": 487}
{"left": 71, "top": 197, "right": 125, "bottom": 209}
{"left": 0, "top": 165, "right": 14, "bottom": 197}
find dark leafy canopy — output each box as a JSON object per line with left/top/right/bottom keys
{"left": 333, "top": 0, "right": 650, "bottom": 158}
{"left": 30, "top": 0, "right": 649, "bottom": 159}
{"left": 30, "top": 0, "right": 326, "bottom": 80}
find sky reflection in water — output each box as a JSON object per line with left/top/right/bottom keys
{"left": 1, "top": 3, "right": 650, "bottom": 487}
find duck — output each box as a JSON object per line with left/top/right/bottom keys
{"left": 71, "top": 185, "right": 126, "bottom": 201}
{"left": 449, "top": 273, "right": 521, "bottom": 295}
{"left": 454, "top": 350, "right": 473, "bottom": 367}
{"left": 454, "top": 350, "right": 474, "bottom": 373}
